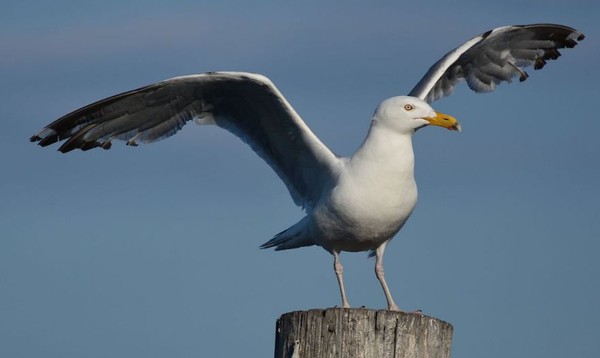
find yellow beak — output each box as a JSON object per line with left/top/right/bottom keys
{"left": 424, "top": 112, "right": 461, "bottom": 132}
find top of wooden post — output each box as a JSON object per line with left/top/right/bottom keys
{"left": 274, "top": 308, "right": 453, "bottom": 358}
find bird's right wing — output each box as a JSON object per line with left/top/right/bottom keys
{"left": 30, "top": 72, "right": 342, "bottom": 210}
{"left": 408, "top": 24, "right": 585, "bottom": 103}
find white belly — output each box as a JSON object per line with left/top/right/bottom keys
{"left": 311, "top": 168, "right": 418, "bottom": 252}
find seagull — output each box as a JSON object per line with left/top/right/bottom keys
{"left": 30, "top": 24, "right": 584, "bottom": 311}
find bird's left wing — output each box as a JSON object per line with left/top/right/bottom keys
{"left": 30, "top": 72, "right": 342, "bottom": 209}
{"left": 408, "top": 24, "right": 585, "bottom": 103}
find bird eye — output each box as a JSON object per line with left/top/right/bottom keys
{"left": 404, "top": 104, "right": 414, "bottom": 111}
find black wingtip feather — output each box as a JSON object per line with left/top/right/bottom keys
{"left": 58, "top": 142, "right": 76, "bottom": 153}
{"left": 546, "top": 48, "right": 561, "bottom": 60}
{"left": 38, "top": 135, "right": 60, "bottom": 147}
{"left": 534, "top": 58, "right": 546, "bottom": 70}
{"left": 81, "top": 143, "right": 100, "bottom": 151}
{"left": 565, "top": 39, "right": 578, "bottom": 48}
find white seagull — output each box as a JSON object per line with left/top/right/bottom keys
{"left": 31, "top": 24, "right": 584, "bottom": 311}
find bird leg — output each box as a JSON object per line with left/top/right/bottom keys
{"left": 333, "top": 251, "right": 350, "bottom": 308}
{"left": 374, "top": 242, "right": 400, "bottom": 311}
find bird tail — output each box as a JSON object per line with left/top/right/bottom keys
{"left": 260, "top": 216, "right": 313, "bottom": 251}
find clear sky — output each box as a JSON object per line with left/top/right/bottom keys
{"left": 1, "top": 1, "right": 599, "bottom": 357}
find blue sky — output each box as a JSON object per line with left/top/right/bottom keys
{"left": 1, "top": 1, "right": 599, "bottom": 357}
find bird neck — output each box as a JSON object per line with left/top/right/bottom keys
{"left": 349, "top": 122, "right": 415, "bottom": 180}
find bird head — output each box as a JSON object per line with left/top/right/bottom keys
{"left": 373, "top": 96, "right": 461, "bottom": 134}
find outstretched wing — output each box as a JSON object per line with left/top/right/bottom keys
{"left": 408, "top": 24, "right": 585, "bottom": 103}
{"left": 30, "top": 72, "right": 341, "bottom": 209}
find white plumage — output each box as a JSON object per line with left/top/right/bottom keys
{"left": 30, "top": 24, "right": 584, "bottom": 311}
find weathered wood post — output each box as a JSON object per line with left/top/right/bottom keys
{"left": 273, "top": 308, "right": 453, "bottom": 358}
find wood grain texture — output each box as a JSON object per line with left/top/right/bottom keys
{"left": 273, "top": 308, "right": 453, "bottom": 358}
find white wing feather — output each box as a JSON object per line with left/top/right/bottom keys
{"left": 30, "top": 72, "right": 342, "bottom": 209}
{"left": 409, "top": 24, "right": 585, "bottom": 103}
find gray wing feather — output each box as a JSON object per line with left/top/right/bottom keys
{"left": 408, "top": 24, "right": 585, "bottom": 103}
{"left": 30, "top": 72, "right": 341, "bottom": 209}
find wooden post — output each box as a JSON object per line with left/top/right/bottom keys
{"left": 273, "top": 308, "right": 453, "bottom": 358}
